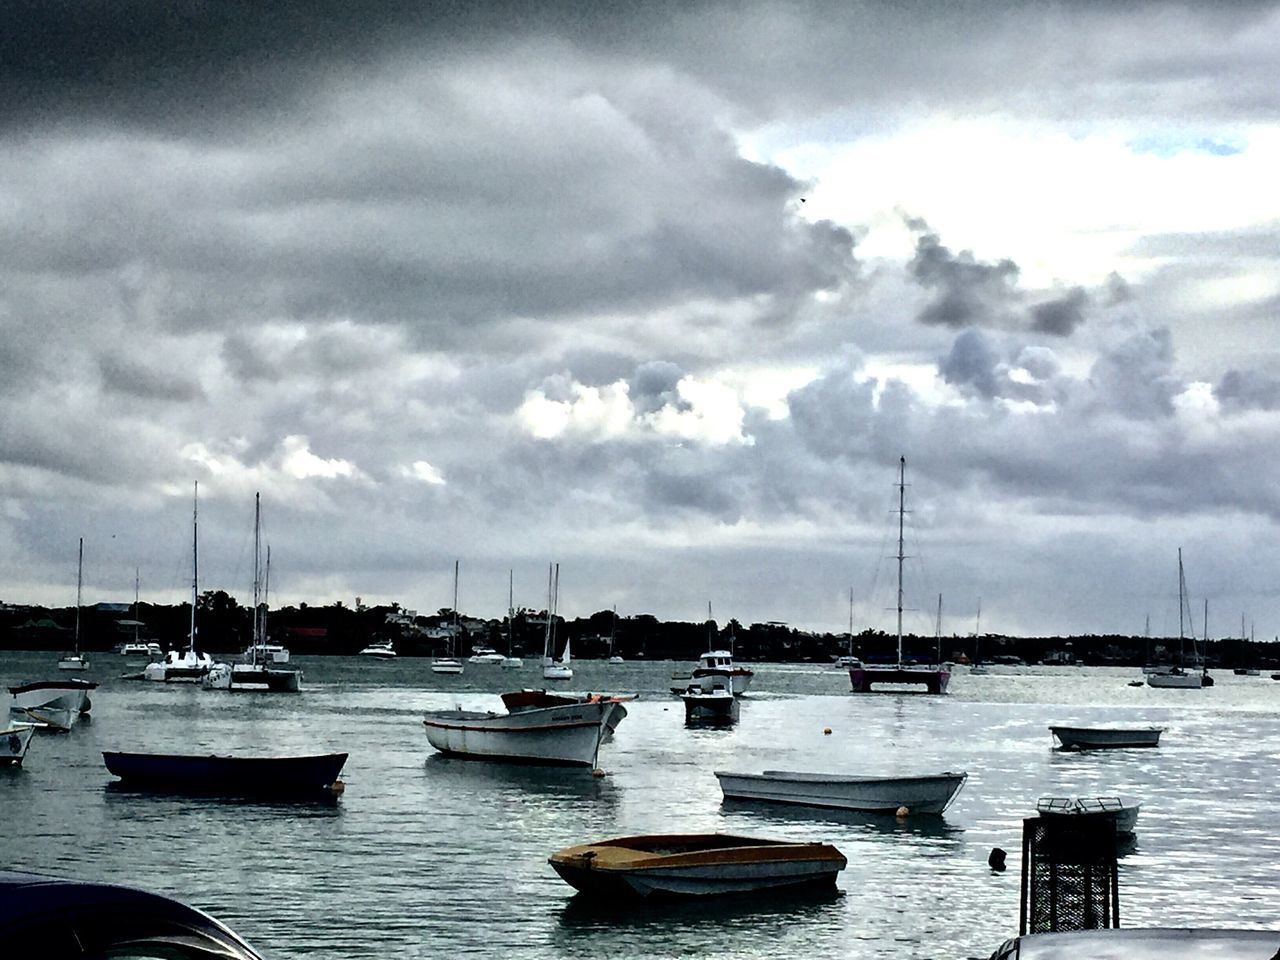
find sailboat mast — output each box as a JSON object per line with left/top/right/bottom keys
{"left": 507, "top": 568, "right": 514, "bottom": 655}
{"left": 190, "top": 481, "right": 198, "bottom": 654}
{"left": 552, "top": 563, "right": 560, "bottom": 659}
{"left": 75, "top": 537, "right": 83, "bottom": 655}
{"left": 252, "top": 492, "right": 261, "bottom": 664}
{"left": 896, "top": 456, "right": 905, "bottom": 666}
{"left": 134, "top": 567, "right": 140, "bottom": 643}
{"left": 935, "top": 593, "right": 942, "bottom": 664}
{"left": 543, "top": 563, "right": 553, "bottom": 660}
{"left": 263, "top": 545, "right": 271, "bottom": 655}
{"left": 847, "top": 587, "right": 854, "bottom": 657}
{"left": 1177, "top": 548, "right": 1186, "bottom": 665}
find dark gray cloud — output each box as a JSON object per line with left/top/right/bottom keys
{"left": 99, "top": 353, "right": 204, "bottom": 401}
{"left": 1030, "top": 287, "right": 1089, "bottom": 336}
{"left": 1216, "top": 368, "right": 1280, "bottom": 411}
{"left": 909, "top": 231, "right": 1020, "bottom": 330}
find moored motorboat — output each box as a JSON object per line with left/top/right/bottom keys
{"left": 1049, "top": 725, "right": 1163, "bottom": 750}
{"left": 7, "top": 679, "right": 98, "bottom": 732}
{"left": 423, "top": 698, "right": 621, "bottom": 766}
{"left": 715, "top": 770, "right": 968, "bottom": 815}
{"left": 359, "top": 639, "right": 396, "bottom": 659}
{"left": 102, "top": 751, "right": 348, "bottom": 798}
{"left": 0, "top": 722, "right": 45, "bottom": 765}
{"left": 1036, "top": 796, "right": 1140, "bottom": 835}
{"left": 681, "top": 675, "right": 739, "bottom": 725}
{"left": 548, "top": 834, "right": 847, "bottom": 899}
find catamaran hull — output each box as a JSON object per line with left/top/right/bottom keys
{"left": 850, "top": 665, "right": 951, "bottom": 694}
{"left": 715, "top": 770, "right": 967, "bottom": 814}
{"left": 1050, "top": 726, "right": 1163, "bottom": 750}
{"left": 423, "top": 701, "right": 618, "bottom": 766}
{"left": 102, "top": 751, "right": 347, "bottom": 796}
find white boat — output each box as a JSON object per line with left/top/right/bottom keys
{"left": 549, "top": 834, "right": 847, "bottom": 899}
{"left": 206, "top": 498, "right": 302, "bottom": 693}
{"left": 120, "top": 642, "right": 154, "bottom": 656}
{"left": 1049, "top": 725, "right": 1163, "bottom": 750}
{"left": 681, "top": 674, "right": 739, "bottom": 725}
{"left": 242, "top": 641, "right": 290, "bottom": 664}
{"left": 468, "top": 648, "right": 505, "bottom": 664}
{"left": 500, "top": 689, "right": 634, "bottom": 740}
{"left": 56, "top": 538, "right": 90, "bottom": 672}
{"left": 0, "top": 722, "right": 45, "bottom": 765}
{"left": 715, "top": 770, "right": 968, "bottom": 815}
{"left": 359, "top": 639, "right": 397, "bottom": 659}
{"left": 1146, "top": 549, "right": 1210, "bottom": 690}
{"left": 422, "top": 698, "right": 621, "bottom": 766}
{"left": 1036, "top": 796, "right": 1140, "bottom": 835}
{"left": 431, "top": 560, "right": 466, "bottom": 676}
{"left": 541, "top": 563, "right": 572, "bottom": 680}
{"left": 7, "top": 679, "right": 98, "bottom": 731}
{"left": 606, "top": 605, "right": 624, "bottom": 663}
{"left": 143, "top": 483, "right": 213, "bottom": 683}
{"left": 851, "top": 458, "right": 950, "bottom": 694}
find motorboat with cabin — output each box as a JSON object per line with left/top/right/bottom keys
{"left": 359, "top": 639, "right": 396, "bottom": 659}
{"left": 680, "top": 674, "right": 739, "bottom": 725}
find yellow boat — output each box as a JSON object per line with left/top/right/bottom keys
{"left": 548, "top": 833, "right": 846, "bottom": 899}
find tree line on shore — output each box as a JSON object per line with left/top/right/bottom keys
{"left": 4, "top": 594, "right": 1279, "bottom": 668}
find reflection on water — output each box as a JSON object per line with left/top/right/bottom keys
{"left": 719, "top": 796, "right": 966, "bottom": 841}
{"left": 557, "top": 884, "right": 845, "bottom": 930}
{"left": 4, "top": 654, "right": 1280, "bottom": 959}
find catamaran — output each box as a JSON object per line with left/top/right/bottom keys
{"left": 144, "top": 483, "right": 214, "bottom": 682}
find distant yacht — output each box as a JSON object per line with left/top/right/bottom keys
{"left": 144, "top": 483, "right": 213, "bottom": 683}
{"left": 541, "top": 563, "right": 571, "bottom": 680}
{"left": 1146, "top": 550, "right": 1210, "bottom": 690}
{"left": 359, "top": 639, "right": 396, "bottom": 659}
{"left": 849, "top": 458, "right": 950, "bottom": 695}
{"left": 431, "top": 561, "right": 465, "bottom": 675}
{"left": 56, "top": 539, "right": 90, "bottom": 672}
{"left": 500, "top": 570, "right": 523, "bottom": 669}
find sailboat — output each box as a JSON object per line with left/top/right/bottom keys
{"left": 849, "top": 457, "right": 951, "bottom": 694}
{"left": 607, "top": 605, "right": 624, "bottom": 664}
{"left": 542, "top": 563, "right": 572, "bottom": 680}
{"left": 431, "top": 560, "right": 464, "bottom": 675}
{"left": 832, "top": 588, "right": 859, "bottom": 669}
{"left": 57, "top": 539, "right": 90, "bottom": 671}
{"left": 500, "top": 569, "right": 523, "bottom": 668}
{"left": 968, "top": 598, "right": 987, "bottom": 675}
{"left": 203, "top": 494, "right": 301, "bottom": 692}
{"left": 144, "top": 483, "right": 214, "bottom": 682}
{"left": 1147, "top": 549, "right": 1209, "bottom": 689}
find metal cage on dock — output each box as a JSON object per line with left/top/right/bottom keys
{"left": 1019, "top": 815, "right": 1120, "bottom": 935}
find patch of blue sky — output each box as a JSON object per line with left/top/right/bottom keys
{"left": 1129, "top": 135, "right": 1245, "bottom": 158}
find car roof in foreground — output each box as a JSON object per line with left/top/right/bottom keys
{"left": 995, "top": 927, "right": 1280, "bottom": 959}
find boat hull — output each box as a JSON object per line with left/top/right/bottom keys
{"left": 682, "top": 693, "right": 739, "bottom": 725}
{"left": 7, "top": 680, "right": 97, "bottom": 731}
{"left": 0, "top": 723, "right": 41, "bottom": 765}
{"left": 1037, "top": 797, "right": 1140, "bottom": 836}
{"left": 500, "top": 691, "right": 631, "bottom": 739}
{"left": 850, "top": 664, "right": 951, "bottom": 694}
{"left": 430, "top": 659, "right": 464, "bottom": 675}
{"left": 715, "top": 770, "right": 967, "bottom": 815}
{"left": 203, "top": 663, "right": 302, "bottom": 692}
{"left": 423, "top": 700, "right": 618, "bottom": 766}
{"left": 1146, "top": 672, "right": 1205, "bottom": 689}
{"left": 1050, "top": 726, "right": 1163, "bottom": 750}
{"left": 549, "top": 834, "right": 847, "bottom": 899}
{"left": 102, "top": 751, "right": 348, "bottom": 797}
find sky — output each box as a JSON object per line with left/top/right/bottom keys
{"left": 2, "top": 1, "right": 1279, "bottom": 640}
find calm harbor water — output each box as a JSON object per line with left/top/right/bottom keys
{"left": 3, "top": 652, "right": 1279, "bottom": 958}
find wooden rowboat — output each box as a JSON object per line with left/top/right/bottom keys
{"left": 549, "top": 833, "right": 846, "bottom": 899}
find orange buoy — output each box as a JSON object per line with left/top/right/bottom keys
{"left": 896, "top": 805, "right": 909, "bottom": 818}
{"left": 823, "top": 727, "right": 832, "bottom": 735}
{"left": 330, "top": 780, "right": 346, "bottom": 796}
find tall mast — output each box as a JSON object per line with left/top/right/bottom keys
{"left": 1177, "top": 548, "right": 1186, "bottom": 665}
{"left": 935, "top": 593, "right": 943, "bottom": 664}
{"left": 252, "top": 492, "right": 261, "bottom": 664}
{"left": 75, "top": 537, "right": 83, "bottom": 655}
{"left": 190, "top": 481, "right": 198, "bottom": 654}
{"left": 896, "top": 456, "right": 906, "bottom": 667}
{"left": 543, "top": 563, "right": 554, "bottom": 660}
{"left": 134, "top": 567, "right": 140, "bottom": 643}
{"left": 263, "top": 545, "right": 271, "bottom": 656}
{"left": 507, "top": 568, "right": 514, "bottom": 655}
{"left": 452, "top": 559, "right": 460, "bottom": 658}
{"left": 847, "top": 587, "right": 854, "bottom": 657}
{"left": 552, "top": 563, "right": 560, "bottom": 658}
